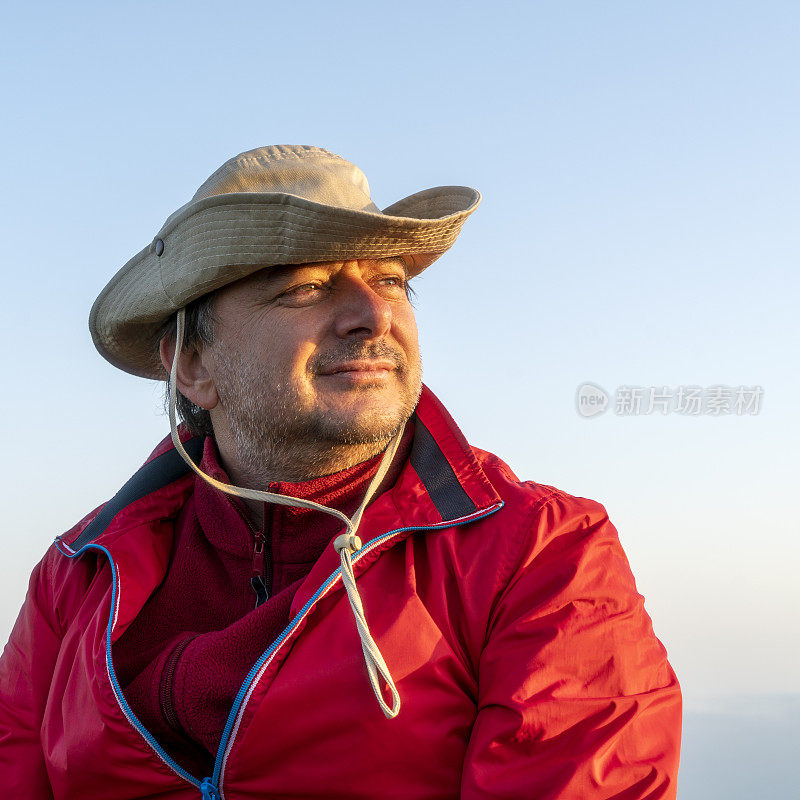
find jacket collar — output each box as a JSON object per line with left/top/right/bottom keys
{"left": 59, "top": 384, "right": 501, "bottom": 553}
{"left": 388, "top": 384, "right": 500, "bottom": 528}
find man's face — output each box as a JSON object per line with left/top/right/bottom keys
{"left": 199, "top": 257, "right": 422, "bottom": 473}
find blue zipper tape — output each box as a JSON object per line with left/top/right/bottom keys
{"left": 55, "top": 540, "right": 202, "bottom": 789}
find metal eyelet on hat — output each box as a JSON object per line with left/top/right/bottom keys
{"left": 154, "top": 238, "right": 165, "bottom": 257}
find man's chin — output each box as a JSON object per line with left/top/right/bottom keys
{"left": 310, "top": 407, "right": 409, "bottom": 446}
{"left": 304, "top": 374, "right": 421, "bottom": 444}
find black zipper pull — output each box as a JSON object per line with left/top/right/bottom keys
{"left": 251, "top": 529, "right": 268, "bottom": 607}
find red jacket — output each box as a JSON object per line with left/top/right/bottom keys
{"left": 0, "top": 385, "right": 681, "bottom": 799}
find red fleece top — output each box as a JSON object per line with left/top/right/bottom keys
{"left": 112, "top": 434, "right": 407, "bottom": 777}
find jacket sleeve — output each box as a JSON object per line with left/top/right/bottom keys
{"left": 0, "top": 552, "right": 61, "bottom": 799}
{"left": 461, "top": 491, "right": 682, "bottom": 800}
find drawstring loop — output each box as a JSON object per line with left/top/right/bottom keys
{"left": 333, "top": 533, "right": 401, "bottom": 718}
{"left": 169, "top": 307, "right": 404, "bottom": 719}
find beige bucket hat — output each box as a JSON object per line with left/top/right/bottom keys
{"left": 90, "top": 144, "right": 481, "bottom": 379}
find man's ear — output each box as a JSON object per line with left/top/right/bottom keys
{"left": 159, "top": 336, "right": 220, "bottom": 411}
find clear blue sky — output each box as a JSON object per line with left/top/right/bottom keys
{"left": 1, "top": 2, "right": 798, "bottom": 796}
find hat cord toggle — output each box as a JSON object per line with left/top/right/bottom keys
{"left": 168, "top": 307, "right": 403, "bottom": 719}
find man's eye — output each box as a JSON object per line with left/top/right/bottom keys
{"left": 378, "top": 276, "right": 405, "bottom": 288}
{"left": 285, "top": 283, "right": 322, "bottom": 297}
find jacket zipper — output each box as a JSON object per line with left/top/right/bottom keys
{"left": 244, "top": 503, "right": 271, "bottom": 608}
{"left": 251, "top": 530, "right": 269, "bottom": 607}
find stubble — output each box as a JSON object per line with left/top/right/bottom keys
{"left": 212, "top": 340, "right": 421, "bottom": 485}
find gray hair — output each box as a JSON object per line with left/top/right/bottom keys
{"left": 159, "top": 293, "right": 217, "bottom": 438}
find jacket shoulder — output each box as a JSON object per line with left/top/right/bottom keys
{"left": 467, "top": 444, "right": 620, "bottom": 591}
{"left": 470, "top": 444, "right": 607, "bottom": 517}
{"left": 468, "top": 446, "right": 673, "bottom": 682}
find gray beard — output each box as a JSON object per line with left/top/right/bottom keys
{"left": 213, "top": 344, "right": 421, "bottom": 484}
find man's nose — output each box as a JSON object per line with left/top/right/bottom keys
{"left": 331, "top": 272, "right": 393, "bottom": 340}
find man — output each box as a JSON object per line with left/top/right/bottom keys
{"left": 0, "top": 145, "right": 681, "bottom": 798}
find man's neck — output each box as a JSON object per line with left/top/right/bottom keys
{"left": 211, "top": 426, "right": 414, "bottom": 529}
{"left": 219, "top": 438, "right": 395, "bottom": 489}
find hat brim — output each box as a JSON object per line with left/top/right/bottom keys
{"left": 90, "top": 185, "right": 480, "bottom": 380}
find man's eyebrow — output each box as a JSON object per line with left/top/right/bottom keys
{"left": 386, "top": 257, "right": 411, "bottom": 278}
{"left": 368, "top": 256, "right": 410, "bottom": 279}
{"left": 251, "top": 258, "right": 410, "bottom": 292}
{"left": 250, "top": 264, "right": 306, "bottom": 291}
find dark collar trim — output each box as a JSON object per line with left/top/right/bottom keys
{"left": 409, "top": 414, "right": 477, "bottom": 522}
{"left": 68, "top": 437, "right": 204, "bottom": 551}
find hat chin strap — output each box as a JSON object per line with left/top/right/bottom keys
{"left": 168, "top": 307, "right": 403, "bottom": 719}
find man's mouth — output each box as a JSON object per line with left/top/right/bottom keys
{"left": 319, "top": 360, "right": 396, "bottom": 376}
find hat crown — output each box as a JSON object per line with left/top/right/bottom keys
{"left": 90, "top": 143, "right": 480, "bottom": 379}
{"left": 191, "top": 145, "right": 380, "bottom": 213}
